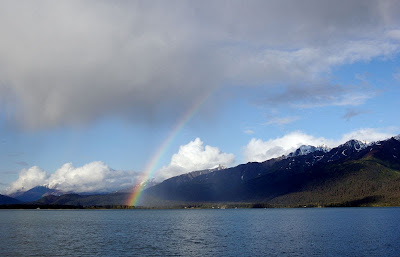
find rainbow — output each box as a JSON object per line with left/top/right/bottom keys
{"left": 126, "top": 89, "right": 215, "bottom": 206}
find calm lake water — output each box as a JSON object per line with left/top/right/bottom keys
{"left": 0, "top": 208, "right": 399, "bottom": 256}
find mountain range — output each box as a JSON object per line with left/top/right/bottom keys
{"left": 141, "top": 136, "right": 400, "bottom": 207}
{"left": 1, "top": 136, "right": 400, "bottom": 207}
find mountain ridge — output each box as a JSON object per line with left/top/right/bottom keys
{"left": 9, "top": 186, "right": 63, "bottom": 202}
{"left": 0, "top": 194, "right": 21, "bottom": 205}
{"left": 140, "top": 136, "right": 400, "bottom": 206}
{"left": 5, "top": 136, "right": 400, "bottom": 207}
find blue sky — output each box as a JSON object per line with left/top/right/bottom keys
{"left": 1, "top": 1, "right": 400, "bottom": 194}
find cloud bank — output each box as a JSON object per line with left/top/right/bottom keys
{"left": 0, "top": 1, "right": 399, "bottom": 129}
{"left": 6, "top": 161, "right": 137, "bottom": 194}
{"left": 244, "top": 128, "right": 398, "bottom": 162}
{"left": 155, "top": 138, "right": 235, "bottom": 181}
{"left": 6, "top": 139, "right": 235, "bottom": 194}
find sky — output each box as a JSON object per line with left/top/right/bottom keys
{"left": 1, "top": 0, "right": 400, "bottom": 194}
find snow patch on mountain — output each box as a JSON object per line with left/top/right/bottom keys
{"left": 342, "top": 139, "right": 367, "bottom": 151}
{"left": 288, "top": 144, "right": 330, "bottom": 157}
{"left": 209, "top": 164, "right": 226, "bottom": 171}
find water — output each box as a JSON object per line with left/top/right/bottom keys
{"left": 0, "top": 208, "right": 399, "bottom": 256}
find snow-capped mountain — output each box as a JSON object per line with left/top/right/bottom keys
{"left": 143, "top": 136, "right": 400, "bottom": 205}
{"left": 341, "top": 139, "right": 368, "bottom": 151}
{"left": 209, "top": 164, "right": 227, "bottom": 171}
{"left": 288, "top": 145, "right": 330, "bottom": 157}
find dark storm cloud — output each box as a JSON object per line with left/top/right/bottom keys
{"left": 0, "top": 0, "right": 399, "bottom": 129}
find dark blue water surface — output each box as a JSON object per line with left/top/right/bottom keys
{"left": 0, "top": 207, "right": 399, "bottom": 256}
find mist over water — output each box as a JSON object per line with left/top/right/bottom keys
{"left": 0, "top": 208, "right": 399, "bottom": 256}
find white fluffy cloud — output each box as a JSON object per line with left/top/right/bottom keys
{"left": 7, "top": 166, "right": 48, "bottom": 194}
{"left": 244, "top": 128, "right": 398, "bottom": 162}
{"left": 339, "top": 128, "right": 397, "bottom": 143}
{"left": 244, "top": 132, "right": 332, "bottom": 162}
{"left": 47, "top": 162, "right": 137, "bottom": 193}
{"left": 155, "top": 138, "right": 235, "bottom": 181}
{"left": 6, "top": 161, "right": 138, "bottom": 194}
{"left": 0, "top": 1, "right": 399, "bottom": 129}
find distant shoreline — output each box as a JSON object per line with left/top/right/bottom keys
{"left": 1, "top": 202, "right": 399, "bottom": 210}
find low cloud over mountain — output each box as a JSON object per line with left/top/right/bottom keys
{"left": 244, "top": 128, "right": 397, "bottom": 162}
{"left": 156, "top": 138, "right": 235, "bottom": 181}
{"left": 5, "top": 138, "right": 235, "bottom": 194}
{"left": 6, "top": 162, "right": 137, "bottom": 195}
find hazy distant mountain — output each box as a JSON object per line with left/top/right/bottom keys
{"left": 35, "top": 192, "right": 130, "bottom": 206}
{"left": 142, "top": 136, "right": 400, "bottom": 206}
{"left": 0, "top": 194, "right": 21, "bottom": 205}
{"left": 9, "top": 186, "right": 62, "bottom": 202}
